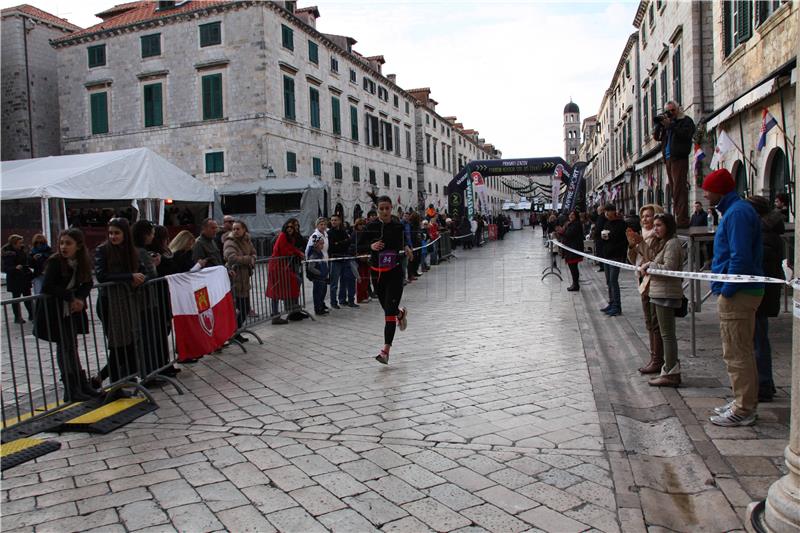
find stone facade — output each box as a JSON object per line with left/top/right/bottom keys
{"left": 563, "top": 101, "right": 580, "bottom": 167}
{"left": 708, "top": 1, "right": 796, "bottom": 206}
{"left": 53, "top": 1, "right": 506, "bottom": 219}
{"left": 1, "top": 5, "right": 78, "bottom": 160}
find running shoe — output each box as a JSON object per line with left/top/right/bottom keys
{"left": 398, "top": 307, "right": 408, "bottom": 331}
{"left": 709, "top": 410, "right": 757, "bottom": 427}
{"left": 375, "top": 349, "right": 389, "bottom": 364}
{"left": 713, "top": 400, "right": 735, "bottom": 415}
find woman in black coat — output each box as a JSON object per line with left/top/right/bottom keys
{"left": 33, "top": 228, "right": 100, "bottom": 402}
{"left": 559, "top": 210, "right": 585, "bottom": 291}
{"left": 748, "top": 197, "right": 785, "bottom": 402}
{"left": 1, "top": 235, "right": 34, "bottom": 323}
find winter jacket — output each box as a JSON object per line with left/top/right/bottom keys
{"left": 689, "top": 210, "right": 708, "bottom": 228}
{"left": 1, "top": 244, "right": 32, "bottom": 294}
{"left": 29, "top": 244, "right": 53, "bottom": 277}
{"left": 34, "top": 257, "right": 92, "bottom": 343}
{"left": 561, "top": 221, "right": 584, "bottom": 262}
{"left": 192, "top": 234, "right": 224, "bottom": 267}
{"left": 94, "top": 243, "right": 149, "bottom": 348}
{"left": 327, "top": 227, "right": 351, "bottom": 257}
{"left": 267, "top": 231, "right": 304, "bottom": 299}
{"left": 601, "top": 218, "right": 628, "bottom": 261}
{"left": 646, "top": 237, "right": 685, "bottom": 300}
{"left": 711, "top": 191, "right": 764, "bottom": 297}
{"left": 757, "top": 211, "right": 785, "bottom": 317}
{"left": 223, "top": 233, "right": 257, "bottom": 296}
{"left": 653, "top": 115, "right": 696, "bottom": 160}
{"left": 306, "top": 229, "right": 329, "bottom": 260}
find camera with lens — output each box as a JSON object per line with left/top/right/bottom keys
{"left": 653, "top": 109, "right": 673, "bottom": 126}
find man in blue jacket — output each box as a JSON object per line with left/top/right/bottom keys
{"left": 702, "top": 168, "right": 764, "bottom": 427}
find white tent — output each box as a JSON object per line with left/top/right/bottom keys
{"left": 1, "top": 148, "right": 213, "bottom": 201}
{"left": 1, "top": 148, "right": 214, "bottom": 240}
{"left": 214, "top": 177, "right": 328, "bottom": 238}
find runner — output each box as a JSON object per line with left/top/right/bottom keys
{"left": 365, "top": 196, "right": 414, "bottom": 364}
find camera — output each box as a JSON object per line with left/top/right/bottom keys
{"left": 653, "top": 109, "right": 673, "bottom": 126}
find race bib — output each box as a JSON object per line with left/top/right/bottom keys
{"left": 377, "top": 250, "right": 398, "bottom": 269}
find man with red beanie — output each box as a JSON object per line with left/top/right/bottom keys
{"left": 702, "top": 168, "right": 764, "bottom": 427}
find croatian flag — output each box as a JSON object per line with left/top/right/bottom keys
{"left": 757, "top": 108, "right": 778, "bottom": 152}
{"left": 167, "top": 266, "right": 236, "bottom": 361}
{"left": 693, "top": 144, "right": 706, "bottom": 165}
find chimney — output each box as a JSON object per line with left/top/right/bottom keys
{"left": 294, "top": 6, "right": 320, "bottom": 29}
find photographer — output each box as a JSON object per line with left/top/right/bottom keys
{"left": 653, "top": 101, "right": 695, "bottom": 228}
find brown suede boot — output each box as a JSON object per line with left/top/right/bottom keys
{"left": 638, "top": 331, "right": 664, "bottom": 374}
{"left": 648, "top": 363, "right": 681, "bottom": 387}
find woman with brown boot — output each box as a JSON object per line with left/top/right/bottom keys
{"left": 640, "top": 213, "right": 685, "bottom": 387}
{"left": 626, "top": 204, "right": 664, "bottom": 374}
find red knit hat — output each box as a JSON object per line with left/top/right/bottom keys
{"left": 701, "top": 168, "right": 735, "bottom": 195}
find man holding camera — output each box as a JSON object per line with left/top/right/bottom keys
{"left": 653, "top": 101, "right": 696, "bottom": 228}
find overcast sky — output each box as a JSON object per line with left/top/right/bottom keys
{"left": 3, "top": 0, "right": 639, "bottom": 158}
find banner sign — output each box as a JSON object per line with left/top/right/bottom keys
{"left": 560, "top": 162, "right": 587, "bottom": 214}
{"left": 447, "top": 157, "right": 572, "bottom": 220}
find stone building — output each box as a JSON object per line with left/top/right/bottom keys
{"left": 1, "top": 4, "right": 79, "bottom": 160}
{"left": 563, "top": 100, "right": 581, "bottom": 167}
{"left": 630, "top": 0, "right": 713, "bottom": 214}
{"left": 705, "top": 0, "right": 796, "bottom": 213}
{"left": 51, "top": 1, "right": 505, "bottom": 219}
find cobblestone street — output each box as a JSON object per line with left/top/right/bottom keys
{"left": 1, "top": 230, "right": 792, "bottom": 532}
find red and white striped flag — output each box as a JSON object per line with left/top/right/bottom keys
{"left": 167, "top": 266, "right": 236, "bottom": 361}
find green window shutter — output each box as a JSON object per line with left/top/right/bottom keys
{"left": 384, "top": 172, "right": 390, "bottom": 187}
{"left": 650, "top": 82, "right": 657, "bottom": 122}
{"left": 283, "top": 76, "right": 295, "bottom": 120}
{"left": 643, "top": 92, "right": 649, "bottom": 137}
{"left": 88, "top": 45, "right": 106, "bottom": 68}
{"left": 281, "top": 25, "right": 294, "bottom": 50}
{"left": 287, "top": 151, "right": 297, "bottom": 172}
{"left": 350, "top": 106, "right": 358, "bottom": 141}
{"left": 396, "top": 175, "right": 401, "bottom": 188}
{"left": 736, "top": 1, "right": 753, "bottom": 44}
{"left": 202, "top": 74, "right": 222, "bottom": 120}
{"left": 369, "top": 169, "right": 376, "bottom": 185}
{"left": 672, "top": 46, "right": 682, "bottom": 105}
{"left": 90, "top": 92, "right": 109, "bottom": 134}
{"left": 308, "top": 41, "right": 318, "bottom": 64}
{"left": 313, "top": 157, "right": 322, "bottom": 176}
{"left": 334, "top": 162, "right": 342, "bottom": 180}
{"left": 141, "top": 34, "right": 161, "bottom": 58}
{"left": 205, "top": 152, "right": 224, "bottom": 173}
{"left": 331, "top": 97, "right": 341, "bottom": 134}
{"left": 199, "top": 22, "right": 221, "bottom": 47}
{"left": 143, "top": 83, "right": 163, "bottom": 127}
{"left": 309, "top": 87, "right": 320, "bottom": 128}
{"left": 352, "top": 166, "right": 360, "bottom": 182}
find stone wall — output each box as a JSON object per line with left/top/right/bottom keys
{"left": 1, "top": 14, "right": 71, "bottom": 160}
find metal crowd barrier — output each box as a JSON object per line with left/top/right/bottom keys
{"left": 229, "top": 256, "right": 311, "bottom": 345}
{"left": 0, "top": 277, "right": 184, "bottom": 431}
{"left": 439, "top": 230, "right": 454, "bottom": 260}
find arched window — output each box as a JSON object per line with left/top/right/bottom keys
{"left": 334, "top": 202, "right": 344, "bottom": 220}
{"left": 767, "top": 148, "right": 789, "bottom": 206}
{"left": 732, "top": 160, "right": 747, "bottom": 197}
{"left": 353, "top": 204, "right": 363, "bottom": 222}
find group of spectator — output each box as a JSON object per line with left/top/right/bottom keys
{"left": 548, "top": 167, "right": 791, "bottom": 427}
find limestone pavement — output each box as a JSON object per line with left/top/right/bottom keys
{"left": 0, "top": 229, "right": 791, "bottom": 532}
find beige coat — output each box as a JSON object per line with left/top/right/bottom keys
{"left": 223, "top": 234, "right": 257, "bottom": 296}
{"left": 628, "top": 226, "right": 658, "bottom": 294}
{"left": 646, "top": 237, "right": 684, "bottom": 300}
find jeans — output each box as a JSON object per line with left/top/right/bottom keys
{"left": 753, "top": 315, "right": 775, "bottom": 396}
{"left": 313, "top": 280, "right": 328, "bottom": 312}
{"left": 604, "top": 265, "right": 621, "bottom": 308}
{"left": 329, "top": 260, "right": 346, "bottom": 304}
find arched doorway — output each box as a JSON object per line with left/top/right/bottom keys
{"left": 334, "top": 202, "right": 344, "bottom": 220}
{"left": 767, "top": 148, "right": 789, "bottom": 205}
{"left": 353, "top": 204, "right": 363, "bottom": 222}
{"left": 732, "top": 160, "right": 747, "bottom": 197}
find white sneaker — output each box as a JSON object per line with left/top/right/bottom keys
{"left": 398, "top": 307, "right": 408, "bottom": 332}
{"left": 713, "top": 400, "right": 735, "bottom": 415}
{"left": 710, "top": 410, "right": 757, "bottom": 427}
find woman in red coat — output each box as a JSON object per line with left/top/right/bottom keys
{"left": 267, "top": 220, "right": 305, "bottom": 324}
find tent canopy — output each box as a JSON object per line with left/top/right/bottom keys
{"left": 0, "top": 148, "right": 214, "bottom": 202}
{"left": 214, "top": 177, "right": 327, "bottom": 238}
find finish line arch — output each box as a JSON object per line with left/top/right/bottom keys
{"left": 446, "top": 157, "right": 587, "bottom": 220}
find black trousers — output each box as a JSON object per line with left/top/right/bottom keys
{"left": 370, "top": 267, "right": 404, "bottom": 346}
{"left": 568, "top": 262, "right": 580, "bottom": 286}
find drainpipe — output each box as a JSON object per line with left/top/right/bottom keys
{"left": 22, "top": 15, "right": 34, "bottom": 158}
{"left": 698, "top": 3, "right": 706, "bottom": 114}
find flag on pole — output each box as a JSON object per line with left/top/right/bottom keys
{"left": 710, "top": 130, "right": 735, "bottom": 167}
{"left": 167, "top": 266, "right": 236, "bottom": 361}
{"left": 757, "top": 108, "right": 778, "bottom": 152}
{"left": 693, "top": 144, "right": 706, "bottom": 166}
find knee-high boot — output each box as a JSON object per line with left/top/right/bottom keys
{"left": 639, "top": 329, "right": 664, "bottom": 374}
